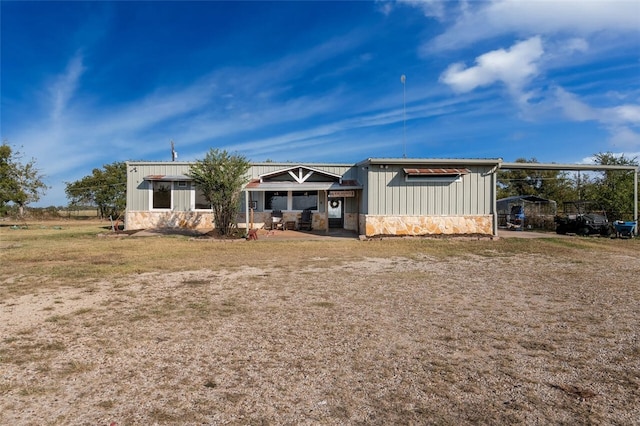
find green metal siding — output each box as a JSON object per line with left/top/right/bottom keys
{"left": 127, "top": 162, "right": 360, "bottom": 213}
{"left": 126, "top": 162, "right": 194, "bottom": 211}
{"left": 127, "top": 161, "right": 494, "bottom": 217}
{"left": 365, "top": 165, "right": 493, "bottom": 216}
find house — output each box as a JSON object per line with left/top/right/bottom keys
{"left": 125, "top": 157, "right": 502, "bottom": 237}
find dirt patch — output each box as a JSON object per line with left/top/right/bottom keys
{"left": 1, "top": 247, "right": 639, "bottom": 424}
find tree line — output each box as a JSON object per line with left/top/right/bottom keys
{"left": 498, "top": 153, "right": 638, "bottom": 221}
{"left": 1, "top": 142, "right": 48, "bottom": 216}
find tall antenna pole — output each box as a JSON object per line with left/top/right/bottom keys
{"left": 401, "top": 74, "right": 406, "bottom": 158}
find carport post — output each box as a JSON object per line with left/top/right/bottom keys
{"left": 492, "top": 167, "right": 498, "bottom": 237}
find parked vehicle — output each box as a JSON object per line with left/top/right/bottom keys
{"left": 555, "top": 201, "right": 611, "bottom": 236}
{"left": 612, "top": 220, "right": 637, "bottom": 238}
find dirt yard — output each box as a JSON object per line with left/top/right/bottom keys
{"left": 1, "top": 225, "right": 639, "bottom": 425}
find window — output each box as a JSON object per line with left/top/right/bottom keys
{"left": 194, "top": 187, "right": 211, "bottom": 210}
{"left": 292, "top": 191, "right": 318, "bottom": 210}
{"left": 265, "top": 191, "right": 287, "bottom": 211}
{"left": 152, "top": 181, "right": 172, "bottom": 209}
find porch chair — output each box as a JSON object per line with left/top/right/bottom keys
{"left": 270, "top": 210, "right": 284, "bottom": 230}
{"left": 298, "top": 209, "right": 313, "bottom": 231}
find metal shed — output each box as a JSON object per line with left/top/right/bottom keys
{"left": 497, "top": 195, "right": 557, "bottom": 230}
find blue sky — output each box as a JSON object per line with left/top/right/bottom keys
{"left": 2, "top": 0, "right": 639, "bottom": 207}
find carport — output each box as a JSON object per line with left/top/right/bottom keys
{"left": 499, "top": 162, "right": 639, "bottom": 235}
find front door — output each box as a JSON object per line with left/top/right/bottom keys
{"left": 328, "top": 198, "right": 343, "bottom": 228}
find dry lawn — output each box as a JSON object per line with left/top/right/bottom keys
{"left": 1, "top": 220, "right": 639, "bottom": 425}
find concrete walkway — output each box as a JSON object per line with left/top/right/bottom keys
{"left": 129, "top": 227, "right": 360, "bottom": 240}
{"left": 498, "top": 229, "right": 568, "bottom": 238}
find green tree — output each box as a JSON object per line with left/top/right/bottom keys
{"left": 0, "top": 143, "right": 17, "bottom": 212}
{"left": 188, "top": 149, "right": 250, "bottom": 236}
{"left": 582, "top": 152, "right": 638, "bottom": 221}
{"left": 0, "top": 142, "right": 48, "bottom": 216}
{"left": 65, "top": 161, "right": 127, "bottom": 219}
{"left": 497, "top": 158, "right": 576, "bottom": 203}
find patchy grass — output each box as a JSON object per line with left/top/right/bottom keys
{"left": 1, "top": 221, "right": 639, "bottom": 424}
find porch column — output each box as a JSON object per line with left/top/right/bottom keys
{"left": 356, "top": 190, "right": 361, "bottom": 235}
{"left": 492, "top": 169, "right": 498, "bottom": 236}
{"left": 244, "top": 189, "right": 249, "bottom": 231}
{"left": 325, "top": 190, "right": 329, "bottom": 234}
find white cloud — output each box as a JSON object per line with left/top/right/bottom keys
{"left": 428, "top": 0, "right": 640, "bottom": 51}
{"left": 397, "top": 0, "right": 446, "bottom": 20}
{"left": 553, "top": 87, "right": 598, "bottom": 121}
{"left": 439, "top": 36, "right": 543, "bottom": 98}
{"left": 50, "top": 52, "right": 85, "bottom": 121}
{"left": 375, "top": 0, "right": 394, "bottom": 16}
{"left": 556, "top": 87, "right": 640, "bottom": 126}
{"left": 611, "top": 105, "right": 640, "bottom": 124}
{"left": 554, "top": 87, "right": 640, "bottom": 149}
{"left": 609, "top": 127, "right": 640, "bottom": 150}
{"left": 564, "top": 38, "right": 589, "bottom": 54}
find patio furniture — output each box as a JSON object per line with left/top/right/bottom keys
{"left": 271, "top": 210, "right": 283, "bottom": 230}
{"left": 298, "top": 209, "right": 313, "bottom": 231}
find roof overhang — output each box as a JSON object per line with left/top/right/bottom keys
{"left": 258, "top": 165, "right": 343, "bottom": 180}
{"left": 143, "top": 174, "right": 191, "bottom": 181}
{"left": 500, "top": 162, "right": 638, "bottom": 172}
{"left": 358, "top": 157, "right": 503, "bottom": 167}
{"left": 244, "top": 179, "right": 361, "bottom": 191}
{"left": 404, "top": 167, "right": 470, "bottom": 176}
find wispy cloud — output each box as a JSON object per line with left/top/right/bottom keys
{"left": 425, "top": 0, "right": 640, "bottom": 52}
{"left": 50, "top": 52, "right": 85, "bottom": 122}
{"left": 554, "top": 87, "right": 640, "bottom": 149}
{"left": 396, "top": 0, "right": 446, "bottom": 20}
{"left": 8, "top": 28, "right": 378, "bottom": 181}
{"left": 4, "top": 1, "right": 638, "bottom": 207}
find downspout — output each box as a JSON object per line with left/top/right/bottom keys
{"left": 490, "top": 162, "right": 501, "bottom": 237}
{"left": 492, "top": 169, "right": 498, "bottom": 237}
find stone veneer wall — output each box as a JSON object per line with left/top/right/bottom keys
{"left": 126, "top": 210, "right": 331, "bottom": 231}
{"left": 361, "top": 214, "right": 494, "bottom": 237}
{"left": 126, "top": 211, "right": 214, "bottom": 230}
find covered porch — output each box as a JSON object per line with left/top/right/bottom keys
{"left": 241, "top": 165, "right": 362, "bottom": 233}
